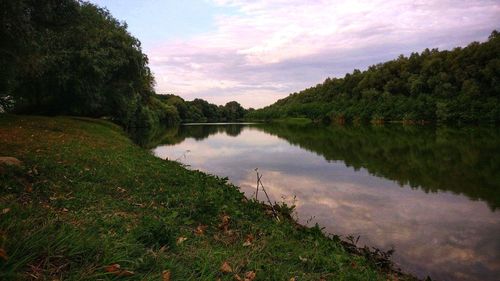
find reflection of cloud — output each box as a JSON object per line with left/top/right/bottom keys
{"left": 153, "top": 129, "right": 284, "bottom": 165}
{"left": 149, "top": 0, "right": 500, "bottom": 108}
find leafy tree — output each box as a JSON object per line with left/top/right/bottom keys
{"left": 0, "top": 0, "right": 177, "bottom": 127}
{"left": 248, "top": 31, "right": 500, "bottom": 124}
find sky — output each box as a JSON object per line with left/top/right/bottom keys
{"left": 90, "top": 0, "right": 500, "bottom": 108}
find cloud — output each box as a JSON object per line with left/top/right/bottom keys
{"left": 148, "top": 0, "right": 500, "bottom": 108}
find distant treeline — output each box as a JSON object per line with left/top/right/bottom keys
{"left": 158, "top": 95, "right": 247, "bottom": 123}
{"left": 248, "top": 31, "right": 500, "bottom": 124}
{"left": 0, "top": 0, "right": 246, "bottom": 128}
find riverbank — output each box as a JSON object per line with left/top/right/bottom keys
{"left": 0, "top": 115, "right": 415, "bottom": 280}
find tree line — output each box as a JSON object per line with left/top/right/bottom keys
{"left": 247, "top": 31, "right": 500, "bottom": 124}
{"left": 157, "top": 95, "right": 246, "bottom": 123}
{"left": 0, "top": 0, "right": 247, "bottom": 128}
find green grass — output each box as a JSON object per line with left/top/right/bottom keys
{"left": 0, "top": 115, "right": 412, "bottom": 280}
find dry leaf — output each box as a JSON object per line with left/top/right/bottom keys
{"left": 221, "top": 215, "right": 230, "bottom": 224}
{"left": 289, "top": 278, "right": 296, "bottom": 281}
{"left": 61, "top": 208, "right": 69, "bottom": 212}
{"left": 105, "top": 264, "right": 121, "bottom": 273}
{"left": 1, "top": 208, "right": 10, "bottom": 215}
{"left": 162, "top": 270, "right": 171, "bottom": 281}
{"left": 176, "top": 236, "right": 188, "bottom": 245}
{"left": 104, "top": 264, "right": 134, "bottom": 276}
{"left": 299, "top": 255, "right": 307, "bottom": 262}
{"left": 234, "top": 274, "right": 242, "bottom": 281}
{"left": 219, "top": 215, "right": 231, "bottom": 232}
{"left": 243, "top": 234, "right": 254, "bottom": 247}
{"left": 220, "top": 261, "right": 233, "bottom": 273}
{"left": 194, "top": 225, "right": 207, "bottom": 236}
{"left": 244, "top": 271, "right": 256, "bottom": 281}
{"left": 0, "top": 248, "right": 8, "bottom": 261}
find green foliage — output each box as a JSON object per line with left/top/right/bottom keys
{"left": 247, "top": 31, "right": 500, "bottom": 124}
{"left": 0, "top": 0, "right": 177, "bottom": 128}
{"left": 158, "top": 94, "right": 247, "bottom": 122}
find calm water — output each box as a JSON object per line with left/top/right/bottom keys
{"left": 150, "top": 123, "right": 500, "bottom": 281}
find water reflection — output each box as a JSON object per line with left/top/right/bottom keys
{"left": 152, "top": 123, "right": 500, "bottom": 281}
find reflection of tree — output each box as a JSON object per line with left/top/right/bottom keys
{"left": 256, "top": 123, "right": 500, "bottom": 210}
{"left": 225, "top": 124, "right": 244, "bottom": 136}
{"left": 151, "top": 124, "right": 247, "bottom": 146}
{"left": 128, "top": 126, "right": 180, "bottom": 148}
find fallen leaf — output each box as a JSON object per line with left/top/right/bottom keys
{"left": 299, "top": 255, "right": 308, "bottom": 262}
{"left": 105, "top": 264, "right": 134, "bottom": 276}
{"left": 194, "top": 225, "right": 207, "bottom": 236}
{"left": 61, "top": 208, "right": 69, "bottom": 212}
{"left": 219, "top": 214, "right": 231, "bottom": 232}
{"left": 234, "top": 274, "right": 242, "bottom": 281}
{"left": 289, "top": 278, "right": 296, "bottom": 281}
{"left": 176, "top": 236, "right": 188, "bottom": 245}
{"left": 243, "top": 234, "right": 254, "bottom": 247}
{"left": 105, "top": 264, "right": 121, "bottom": 273}
{"left": 244, "top": 271, "right": 256, "bottom": 281}
{"left": 0, "top": 248, "right": 8, "bottom": 261}
{"left": 1, "top": 208, "right": 10, "bottom": 215}
{"left": 162, "top": 270, "right": 171, "bottom": 281}
{"left": 220, "top": 261, "right": 233, "bottom": 273}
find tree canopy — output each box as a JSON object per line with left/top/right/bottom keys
{"left": 0, "top": 0, "right": 178, "bottom": 127}
{"left": 157, "top": 94, "right": 247, "bottom": 122}
{"left": 247, "top": 31, "right": 500, "bottom": 124}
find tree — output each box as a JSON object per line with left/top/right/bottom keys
{"left": 247, "top": 30, "right": 500, "bottom": 124}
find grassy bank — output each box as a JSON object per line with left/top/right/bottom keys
{"left": 0, "top": 115, "right": 412, "bottom": 280}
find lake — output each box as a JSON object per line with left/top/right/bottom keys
{"left": 150, "top": 123, "right": 500, "bottom": 281}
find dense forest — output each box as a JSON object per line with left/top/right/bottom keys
{"left": 158, "top": 94, "right": 247, "bottom": 123}
{"left": 247, "top": 32, "right": 500, "bottom": 124}
{"left": 0, "top": 0, "right": 246, "bottom": 128}
{"left": 0, "top": 0, "right": 179, "bottom": 128}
